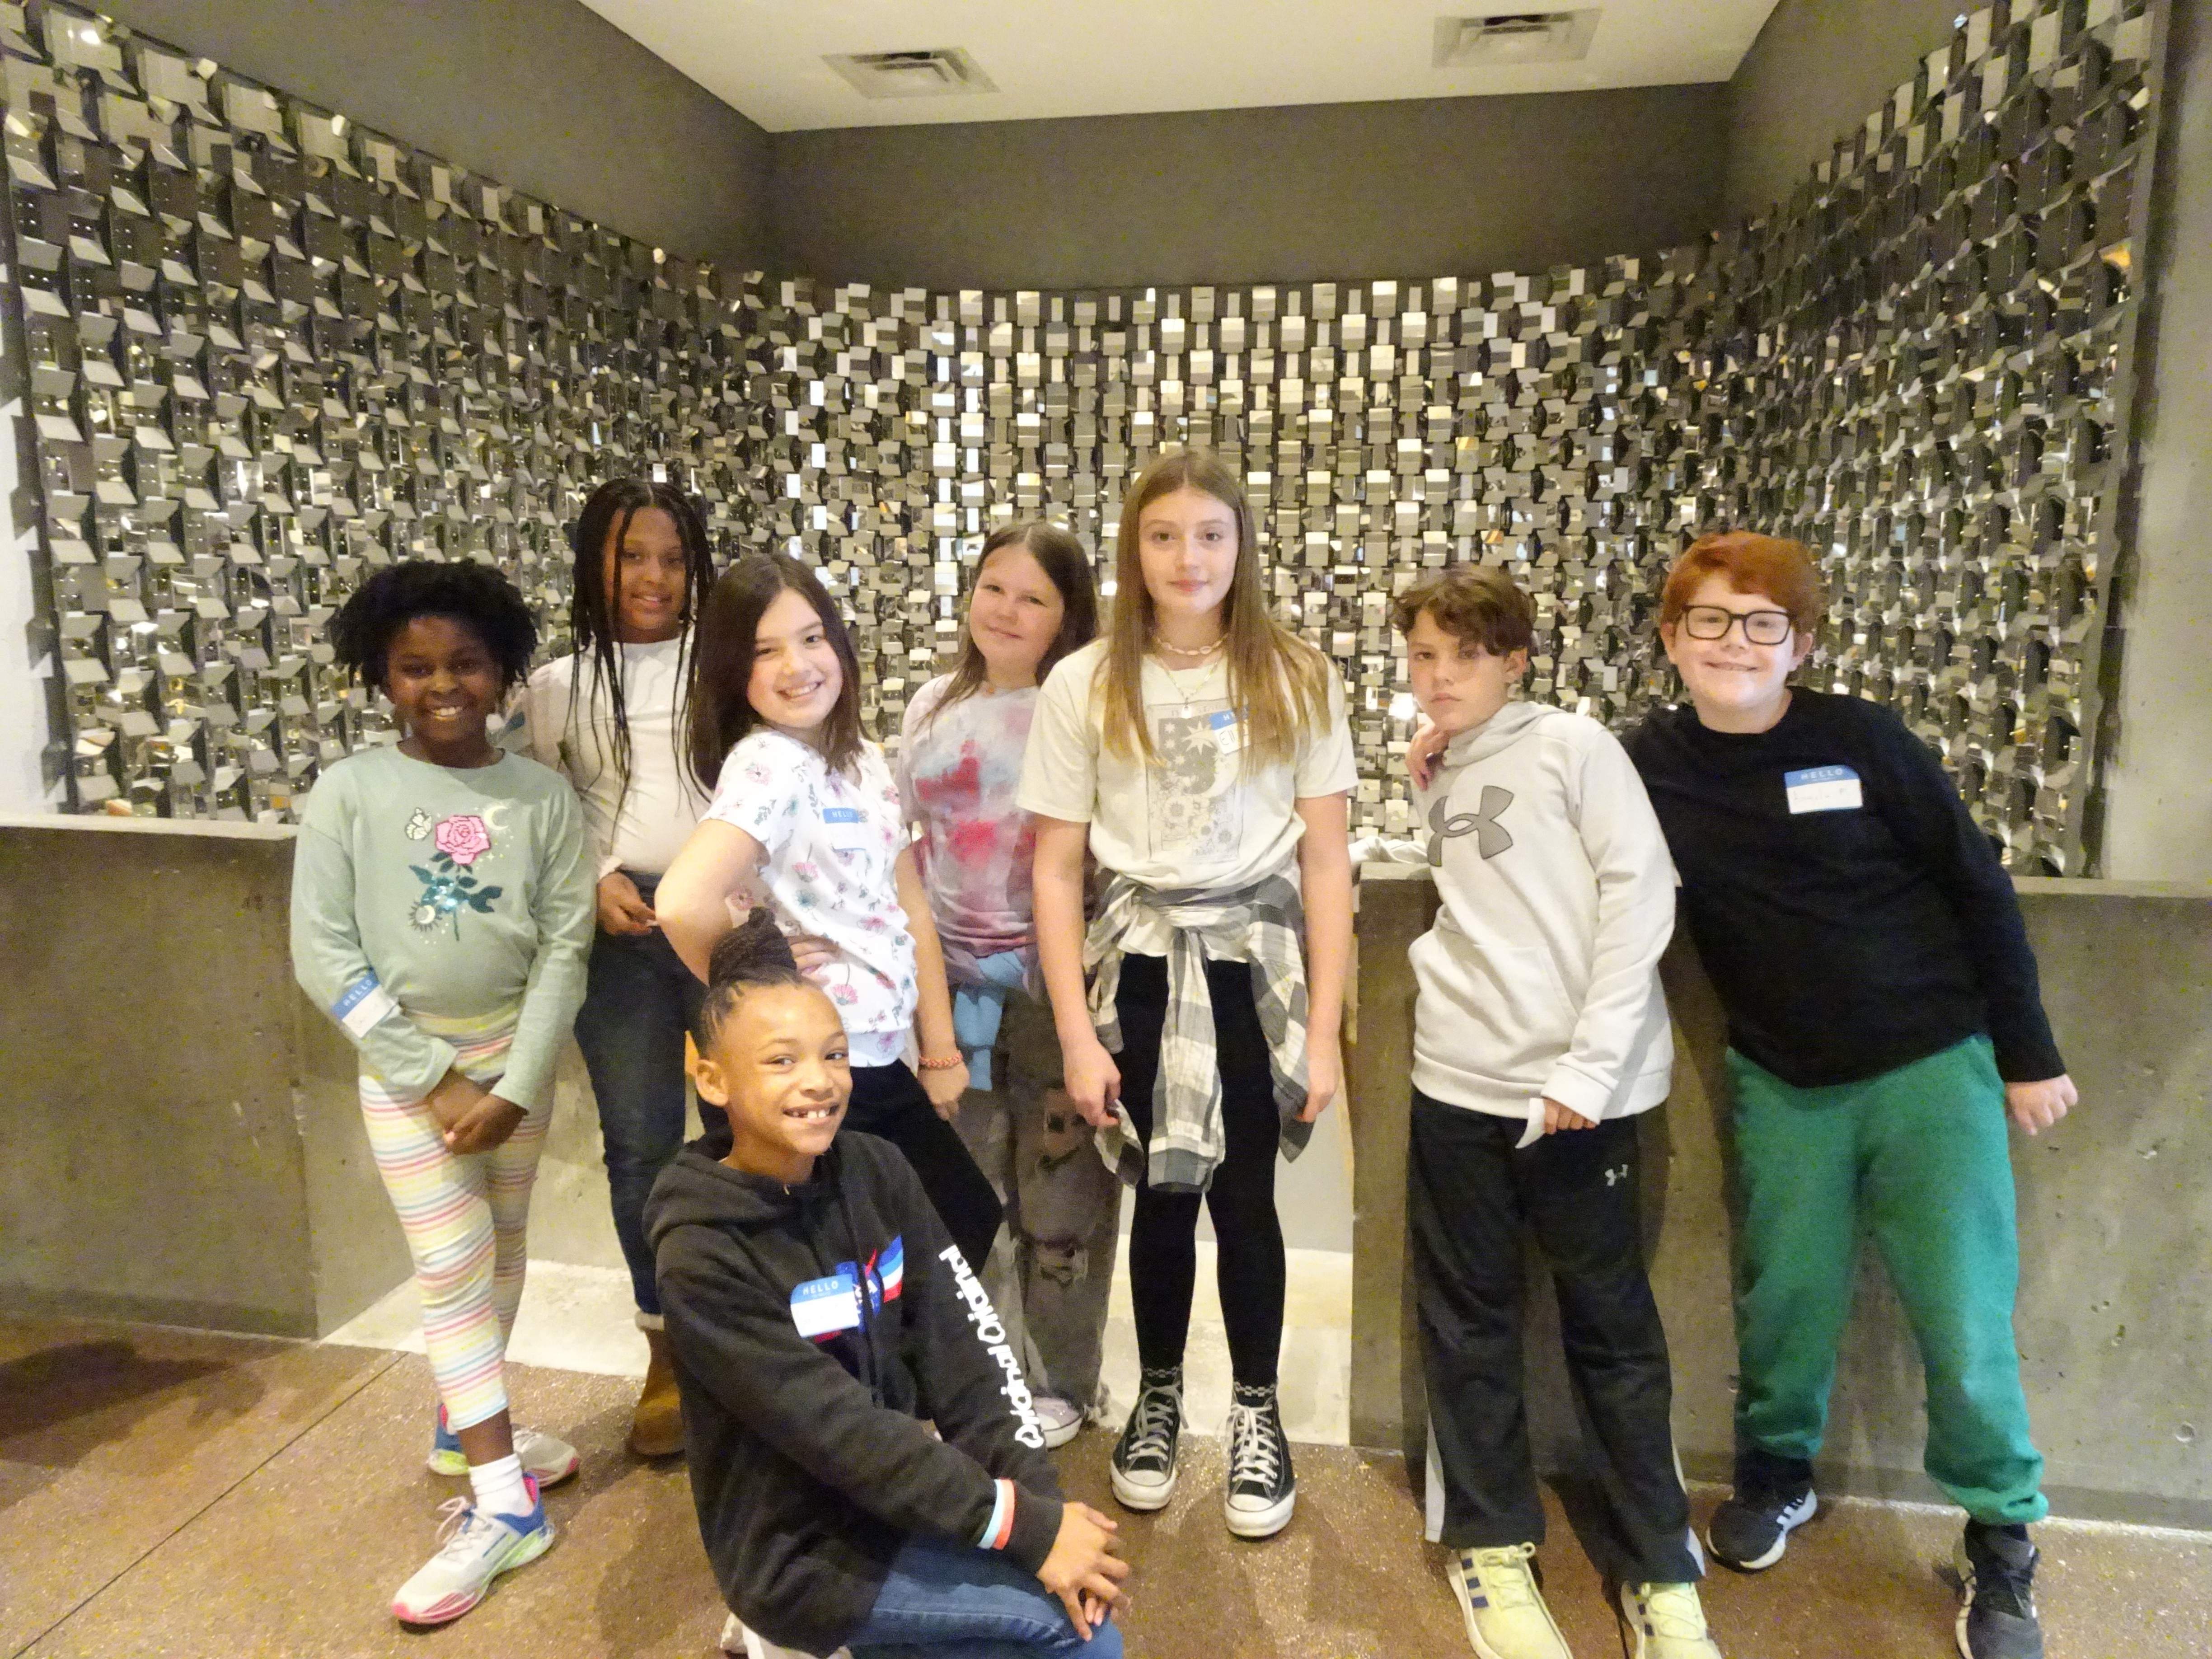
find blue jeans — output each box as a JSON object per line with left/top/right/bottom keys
{"left": 572, "top": 872, "right": 703, "bottom": 1316}
{"left": 845, "top": 1537, "right": 1122, "bottom": 1659}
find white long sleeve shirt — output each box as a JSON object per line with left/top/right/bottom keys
{"left": 521, "top": 640, "right": 707, "bottom": 881}
{"left": 1408, "top": 701, "right": 1677, "bottom": 1141}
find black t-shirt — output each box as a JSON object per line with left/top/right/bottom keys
{"left": 1624, "top": 690, "right": 2064, "bottom": 1088}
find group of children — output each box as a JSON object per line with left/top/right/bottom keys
{"left": 289, "top": 450, "right": 2071, "bottom": 1659}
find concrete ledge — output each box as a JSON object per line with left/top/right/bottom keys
{"left": 1346, "top": 863, "right": 2212, "bottom": 1531}
{"left": 0, "top": 821, "right": 407, "bottom": 1337}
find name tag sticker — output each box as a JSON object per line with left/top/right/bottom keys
{"left": 332, "top": 972, "right": 398, "bottom": 1039}
{"left": 1209, "top": 709, "right": 1242, "bottom": 756}
{"left": 791, "top": 1267, "right": 862, "bottom": 1340}
{"left": 1784, "top": 765, "right": 1863, "bottom": 815}
{"left": 821, "top": 806, "right": 864, "bottom": 824}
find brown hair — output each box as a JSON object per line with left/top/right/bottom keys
{"left": 1392, "top": 564, "right": 1535, "bottom": 656}
{"left": 922, "top": 520, "right": 1100, "bottom": 729}
{"left": 686, "top": 554, "right": 866, "bottom": 787}
{"left": 1661, "top": 531, "right": 1826, "bottom": 634}
{"left": 1101, "top": 448, "right": 1332, "bottom": 768}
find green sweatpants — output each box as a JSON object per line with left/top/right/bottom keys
{"left": 1728, "top": 1035, "right": 2048, "bottom": 1525}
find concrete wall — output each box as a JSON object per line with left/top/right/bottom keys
{"left": 93, "top": 0, "right": 773, "bottom": 270}
{"left": 1720, "top": 0, "right": 1962, "bottom": 223}
{"left": 0, "top": 818, "right": 405, "bottom": 1336}
{"left": 1348, "top": 867, "right": 2212, "bottom": 1528}
{"left": 2100, "top": 0, "right": 2212, "bottom": 881}
{"left": 0, "top": 815, "right": 1354, "bottom": 1350}
{"left": 767, "top": 85, "right": 1728, "bottom": 292}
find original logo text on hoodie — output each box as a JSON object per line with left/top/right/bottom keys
{"left": 939, "top": 1244, "right": 1048, "bottom": 1450}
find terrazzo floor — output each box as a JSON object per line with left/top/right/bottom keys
{"left": 4, "top": 1303, "right": 2206, "bottom": 1659}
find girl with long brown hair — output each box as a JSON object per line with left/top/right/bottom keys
{"left": 1018, "top": 449, "right": 1356, "bottom": 1541}
{"left": 896, "top": 520, "right": 1112, "bottom": 1451}
{"left": 654, "top": 554, "right": 1004, "bottom": 1277}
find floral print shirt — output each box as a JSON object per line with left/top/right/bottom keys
{"left": 289, "top": 743, "right": 595, "bottom": 1109}
{"left": 704, "top": 731, "right": 919, "bottom": 1067}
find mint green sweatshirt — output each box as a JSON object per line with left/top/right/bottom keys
{"left": 290, "top": 743, "right": 595, "bottom": 1111}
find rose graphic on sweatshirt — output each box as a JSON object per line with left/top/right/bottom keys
{"left": 408, "top": 813, "right": 503, "bottom": 936}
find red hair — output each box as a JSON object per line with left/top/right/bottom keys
{"left": 1660, "top": 532, "right": 1825, "bottom": 633}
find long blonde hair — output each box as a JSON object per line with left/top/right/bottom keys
{"left": 1100, "top": 448, "right": 1333, "bottom": 768}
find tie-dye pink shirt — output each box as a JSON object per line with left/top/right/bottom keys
{"left": 896, "top": 675, "right": 1039, "bottom": 966}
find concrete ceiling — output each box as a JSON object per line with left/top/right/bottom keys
{"left": 574, "top": 1, "right": 1782, "bottom": 133}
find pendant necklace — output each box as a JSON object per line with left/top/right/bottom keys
{"left": 1152, "top": 636, "right": 1222, "bottom": 716}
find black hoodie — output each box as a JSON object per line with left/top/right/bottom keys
{"left": 646, "top": 1132, "right": 1064, "bottom": 1655}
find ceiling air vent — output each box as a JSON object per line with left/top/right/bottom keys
{"left": 825, "top": 48, "right": 997, "bottom": 101}
{"left": 1433, "top": 10, "right": 1600, "bottom": 66}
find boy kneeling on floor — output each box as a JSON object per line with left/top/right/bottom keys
{"left": 646, "top": 909, "right": 1129, "bottom": 1659}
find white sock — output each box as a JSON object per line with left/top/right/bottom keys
{"left": 469, "top": 1452, "right": 530, "bottom": 1518}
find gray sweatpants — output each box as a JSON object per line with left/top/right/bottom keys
{"left": 951, "top": 989, "right": 1121, "bottom": 1413}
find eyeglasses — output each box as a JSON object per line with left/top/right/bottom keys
{"left": 1679, "top": 605, "right": 1795, "bottom": 646}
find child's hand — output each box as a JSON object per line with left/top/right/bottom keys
{"left": 1037, "top": 1501, "right": 1128, "bottom": 1638}
{"left": 444, "top": 1090, "right": 526, "bottom": 1155}
{"left": 785, "top": 932, "right": 839, "bottom": 979}
{"left": 1405, "top": 717, "right": 1446, "bottom": 790}
{"left": 423, "top": 1068, "right": 492, "bottom": 1134}
{"left": 1301, "top": 1029, "right": 1342, "bottom": 1122}
{"left": 1062, "top": 1036, "right": 1122, "bottom": 1128}
{"left": 597, "top": 871, "right": 657, "bottom": 936}
{"left": 918, "top": 1055, "right": 969, "bottom": 1119}
{"left": 1542, "top": 1098, "right": 1597, "bottom": 1134}
{"left": 2006, "top": 1074, "right": 2076, "bottom": 1135}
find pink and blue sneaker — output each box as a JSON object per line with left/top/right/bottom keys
{"left": 426, "top": 1403, "right": 579, "bottom": 1486}
{"left": 391, "top": 1474, "right": 555, "bottom": 1626}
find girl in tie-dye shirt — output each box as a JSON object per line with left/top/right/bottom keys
{"left": 895, "top": 522, "right": 1117, "bottom": 1444}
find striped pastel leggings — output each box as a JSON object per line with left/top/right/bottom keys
{"left": 359, "top": 1013, "right": 547, "bottom": 1432}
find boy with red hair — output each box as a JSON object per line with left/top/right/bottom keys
{"left": 1625, "top": 531, "right": 2075, "bottom": 1659}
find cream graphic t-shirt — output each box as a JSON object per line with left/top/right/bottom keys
{"left": 1016, "top": 639, "right": 1355, "bottom": 956}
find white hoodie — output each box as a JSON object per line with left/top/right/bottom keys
{"left": 1408, "top": 701, "right": 1677, "bottom": 1143}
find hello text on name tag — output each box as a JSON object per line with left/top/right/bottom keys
{"left": 1784, "top": 765, "right": 1864, "bottom": 814}
{"left": 790, "top": 1267, "right": 862, "bottom": 1340}
{"left": 1208, "top": 709, "right": 1242, "bottom": 757}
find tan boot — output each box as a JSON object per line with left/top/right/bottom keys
{"left": 628, "top": 1321, "right": 685, "bottom": 1458}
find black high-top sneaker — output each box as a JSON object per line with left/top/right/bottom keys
{"left": 1110, "top": 1366, "right": 1183, "bottom": 1511}
{"left": 1954, "top": 1521, "right": 2043, "bottom": 1659}
{"left": 1222, "top": 1381, "right": 1296, "bottom": 1538}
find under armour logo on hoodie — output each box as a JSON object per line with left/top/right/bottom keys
{"left": 1429, "top": 786, "right": 1516, "bottom": 863}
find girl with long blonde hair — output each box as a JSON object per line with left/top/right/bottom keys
{"left": 1017, "top": 448, "right": 1355, "bottom": 1541}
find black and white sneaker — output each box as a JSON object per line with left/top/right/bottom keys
{"left": 1706, "top": 1448, "right": 1816, "bottom": 1571}
{"left": 1110, "top": 1367, "right": 1183, "bottom": 1511}
{"left": 1222, "top": 1382, "right": 1296, "bottom": 1539}
{"left": 1954, "top": 1522, "right": 2043, "bottom": 1659}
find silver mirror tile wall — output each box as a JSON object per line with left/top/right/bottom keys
{"left": 2, "top": 0, "right": 2161, "bottom": 873}
{"left": 0, "top": 0, "right": 757, "bottom": 820}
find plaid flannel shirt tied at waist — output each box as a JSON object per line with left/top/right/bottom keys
{"left": 1085, "top": 871, "right": 1314, "bottom": 1193}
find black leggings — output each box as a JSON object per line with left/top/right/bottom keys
{"left": 1114, "top": 954, "right": 1285, "bottom": 1387}
{"left": 846, "top": 1062, "right": 1006, "bottom": 1275}
{"left": 699, "top": 1059, "right": 1004, "bottom": 1275}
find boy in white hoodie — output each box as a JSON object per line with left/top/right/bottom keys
{"left": 1397, "top": 567, "right": 1721, "bottom": 1659}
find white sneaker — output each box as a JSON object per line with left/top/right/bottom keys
{"left": 1618, "top": 1580, "right": 1725, "bottom": 1659}
{"left": 717, "top": 1610, "right": 853, "bottom": 1658}
{"left": 1447, "top": 1543, "right": 1571, "bottom": 1659}
{"left": 426, "top": 1413, "right": 580, "bottom": 1487}
{"left": 1035, "top": 1394, "right": 1084, "bottom": 1449}
{"left": 390, "top": 1479, "right": 554, "bottom": 1625}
